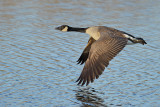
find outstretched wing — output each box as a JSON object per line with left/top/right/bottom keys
{"left": 76, "top": 32, "right": 128, "bottom": 86}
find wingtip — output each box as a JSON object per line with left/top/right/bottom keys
{"left": 76, "top": 60, "right": 80, "bottom": 65}
{"left": 76, "top": 59, "right": 84, "bottom": 65}
{"left": 76, "top": 77, "right": 87, "bottom": 86}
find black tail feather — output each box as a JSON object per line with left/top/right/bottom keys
{"left": 136, "top": 38, "right": 147, "bottom": 45}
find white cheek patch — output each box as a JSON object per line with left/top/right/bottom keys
{"left": 62, "top": 27, "right": 68, "bottom": 32}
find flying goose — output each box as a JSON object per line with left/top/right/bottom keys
{"left": 55, "top": 25, "right": 147, "bottom": 86}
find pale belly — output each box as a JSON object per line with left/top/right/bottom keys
{"left": 86, "top": 27, "right": 100, "bottom": 40}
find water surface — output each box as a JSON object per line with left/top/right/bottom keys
{"left": 0, "top": 0, "right": 160, "bottom": 106}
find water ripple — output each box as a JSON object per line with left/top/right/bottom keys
{"left": 0, "top": 0, "right": 160, "bottom": 106}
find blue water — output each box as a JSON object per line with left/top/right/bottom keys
{"left": 0, "top": 0, "right": 160, "bottom": 106}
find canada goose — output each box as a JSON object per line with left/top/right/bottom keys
{"left": 55, "top": 25, "right": 147, "bottom": 86}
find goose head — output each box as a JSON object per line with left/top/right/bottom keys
{"left": 55, "top": 25, "right": 69, "bottom": 32}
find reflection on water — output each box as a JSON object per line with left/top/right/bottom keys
{"left": 75, "top": 87, "right": 105, "bottom": 107}
{"left": 0, "top": 0, "right": 160, "bottom": 106}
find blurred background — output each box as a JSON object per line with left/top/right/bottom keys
{"left": 0, "top": 0, "right": 160, "bottom": 106}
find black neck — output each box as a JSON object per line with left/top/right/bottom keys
{"left": 68, "top": 27, "right": 88, "bottom": 33}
